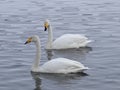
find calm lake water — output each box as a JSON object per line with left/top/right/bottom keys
{"left": 0, "top": 0, "right": 120, "bottom": 90}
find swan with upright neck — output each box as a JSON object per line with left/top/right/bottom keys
{"left": 44, "top": 19, "right": 92, "bottom": 49}
{"left": 25, "top": 35, "right": 89, "bottom": 73}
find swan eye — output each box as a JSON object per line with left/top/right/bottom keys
{"left": 25, "top": 37, "right": 32, "bottom": 44}
{"left": 44, "top": 22, "right": 49, "bottom": 31}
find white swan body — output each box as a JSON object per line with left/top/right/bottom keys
{"left": 25, "top": 35, "right": 89, "bottom": 74}
{"left": 52, "top": 34, "right": 91, "bottom": 49}
{"left": 44, "top": 19, "right": 92, "bottom": 49}
{"left": 40, "top": 58, "right": 88, "bottom": 73}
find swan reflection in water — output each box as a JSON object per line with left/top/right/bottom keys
{"left": 31, "top": 71, "right": 88, "bottom": 90}
{"left": 46, "top": 47, "right": 92, "bottom": 60}
{"left": 31, "top": 72, "right": 42, "bottom": 90}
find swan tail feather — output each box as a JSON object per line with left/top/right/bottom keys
{"left": 86, "top": 40, "right": 93, "bottom": 43}
{"left": 83, "top": 67, "right": 89, "bottom": 70}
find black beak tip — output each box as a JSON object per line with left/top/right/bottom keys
{"left": 44, "top": 27, "right": 47, "bottom": 31}
{"left": 24, "top": 42, "right": 27, "bottom": 44}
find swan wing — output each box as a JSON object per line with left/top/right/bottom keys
{"left": 53, "top": 34, "right": 91, "bottom": 49}
{"left": 40, "top": 58, "right": 88, "bottom": 74}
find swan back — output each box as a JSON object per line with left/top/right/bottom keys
{"left": 53, "top": 34, "right": 92, "bottom": 49}
{"left": 39, "top": 58, "right": 88, "bottom": 74}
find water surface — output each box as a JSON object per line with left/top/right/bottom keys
{"left": 0, "top": 0, "right": 120, "bottom": 90}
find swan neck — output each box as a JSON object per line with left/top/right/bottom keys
{"left": 32, "top": 39, "right": 41, "bottom": 71}
{"left": 47, "top": 25, "right": 53, "bottom": 49}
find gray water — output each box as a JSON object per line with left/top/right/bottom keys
{"left": 0, "top": 0, "right": 120, "bottom": 90}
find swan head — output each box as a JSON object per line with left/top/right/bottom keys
{"left": 44, "top": 19, "right": 50, "bottom": 31}
{"left": 24, "top": 35, "right": 39, "bottom": 44}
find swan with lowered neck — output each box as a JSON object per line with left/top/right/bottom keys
{"left": 25, "top": 35, "right": 89, "bottom": 73}
{"left": 44, "top": 19, "right": 92, "bottom": 49}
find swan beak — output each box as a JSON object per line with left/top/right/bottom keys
{"left": 44, "top": 21, "right": 49, "bottom": 31}
{"left": 24, "top": 37, "right": 32, "bottom": 44}
{"left": 44, "top": 27, "right": 47, "bottom": 31}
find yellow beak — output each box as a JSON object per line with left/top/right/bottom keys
{"left": 44, "top": 22, "right": 49, "bottom": 31}
{"left": 24, "top": 37, "right": 32, "bottom": 44}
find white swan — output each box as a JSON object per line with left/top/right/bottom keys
{"left": 25, "top": 35, "right": 89, "bottom": 74}
{"left": 44, "top": 19, "right": 92, "bottom": 49}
